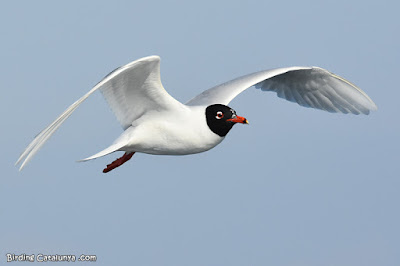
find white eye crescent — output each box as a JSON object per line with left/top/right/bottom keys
{"left": 216, "top": 111, "right": 224, "bottom": 119}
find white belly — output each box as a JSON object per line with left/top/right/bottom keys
{"left": 118, "top": 108, "right": 224, "bottom": 155}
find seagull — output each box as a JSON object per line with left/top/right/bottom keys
{"left": 16, "top": 55, "right": 377, "bottom": 173}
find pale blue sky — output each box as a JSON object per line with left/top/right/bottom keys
{"left": 1, "top": 0, "right": 399, "bottom": 265}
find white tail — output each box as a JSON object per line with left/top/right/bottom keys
{"left": 78, "top": 143, "right": 126, "bottom": 162}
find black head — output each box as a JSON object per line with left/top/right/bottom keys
{"left": 205, "top": 104, "right": 248, "bottom": 137}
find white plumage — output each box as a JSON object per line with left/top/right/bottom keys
{"left": 16, "top": 55, "right": 377, "bottom": 171}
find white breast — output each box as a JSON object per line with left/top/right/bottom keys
{"left": 120, "top": 106, "right": 224, "bottom": 155}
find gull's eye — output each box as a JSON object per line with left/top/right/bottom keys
{"left": 216, "top": 111, "right": 224, "bottom": 119}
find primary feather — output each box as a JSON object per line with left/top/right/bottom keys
{"left": 187, "top": 67, "right": 377, "bottom": 114}
{"left": 16, "top": 56, "right": 377, "bottom": 171}
{"left": 16, "top": 55, "right": 182, "bottom": 170}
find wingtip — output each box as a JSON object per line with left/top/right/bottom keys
{"left": 76, "top": 158, "right": 90, "bottom": 163}
{"left": 15, "top": 154, "right": 25, "bottom": 167}
{"left": 15, "top": 157, "right": 25, "bottom": 171}
{"left": 364, "top": 99, "right": 378, "bottom": 113}
{"left": 371, "top": 102, "right": 378, "bottom": 111}
{"left": 18, "top": 162, "right": 26, "bottom": 172}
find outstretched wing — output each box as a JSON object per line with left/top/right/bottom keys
{"left": 100, "top": 56, "right": 183, "bottom": 129}
{"left": 186, "top": 66, "right": 377, "bottom": 114}
{"left": 16, "top": 55, "right": 183, "bottom": 170}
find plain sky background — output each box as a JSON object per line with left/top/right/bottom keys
{"left": 1, "top": 0, "right": 399, "bottom": 265}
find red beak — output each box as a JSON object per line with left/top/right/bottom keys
{"left": 227, "top": 115, "right": 249, "bottom": 124}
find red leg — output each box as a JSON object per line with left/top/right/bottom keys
{"left": 103, "top": 152, "right": 135, "bottom": 173}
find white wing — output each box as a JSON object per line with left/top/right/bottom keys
{"left": 16, "top": 55, "right": 183, "bottom": 170}
{"left": 186, "top": 66, "right": 377, "bottom": 114}
{"left": 100, "top": 56, "right": 183, "bottom": 129}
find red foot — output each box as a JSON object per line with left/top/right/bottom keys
{"left": 103, "top": 152, "right": 135, "bottom": 173}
